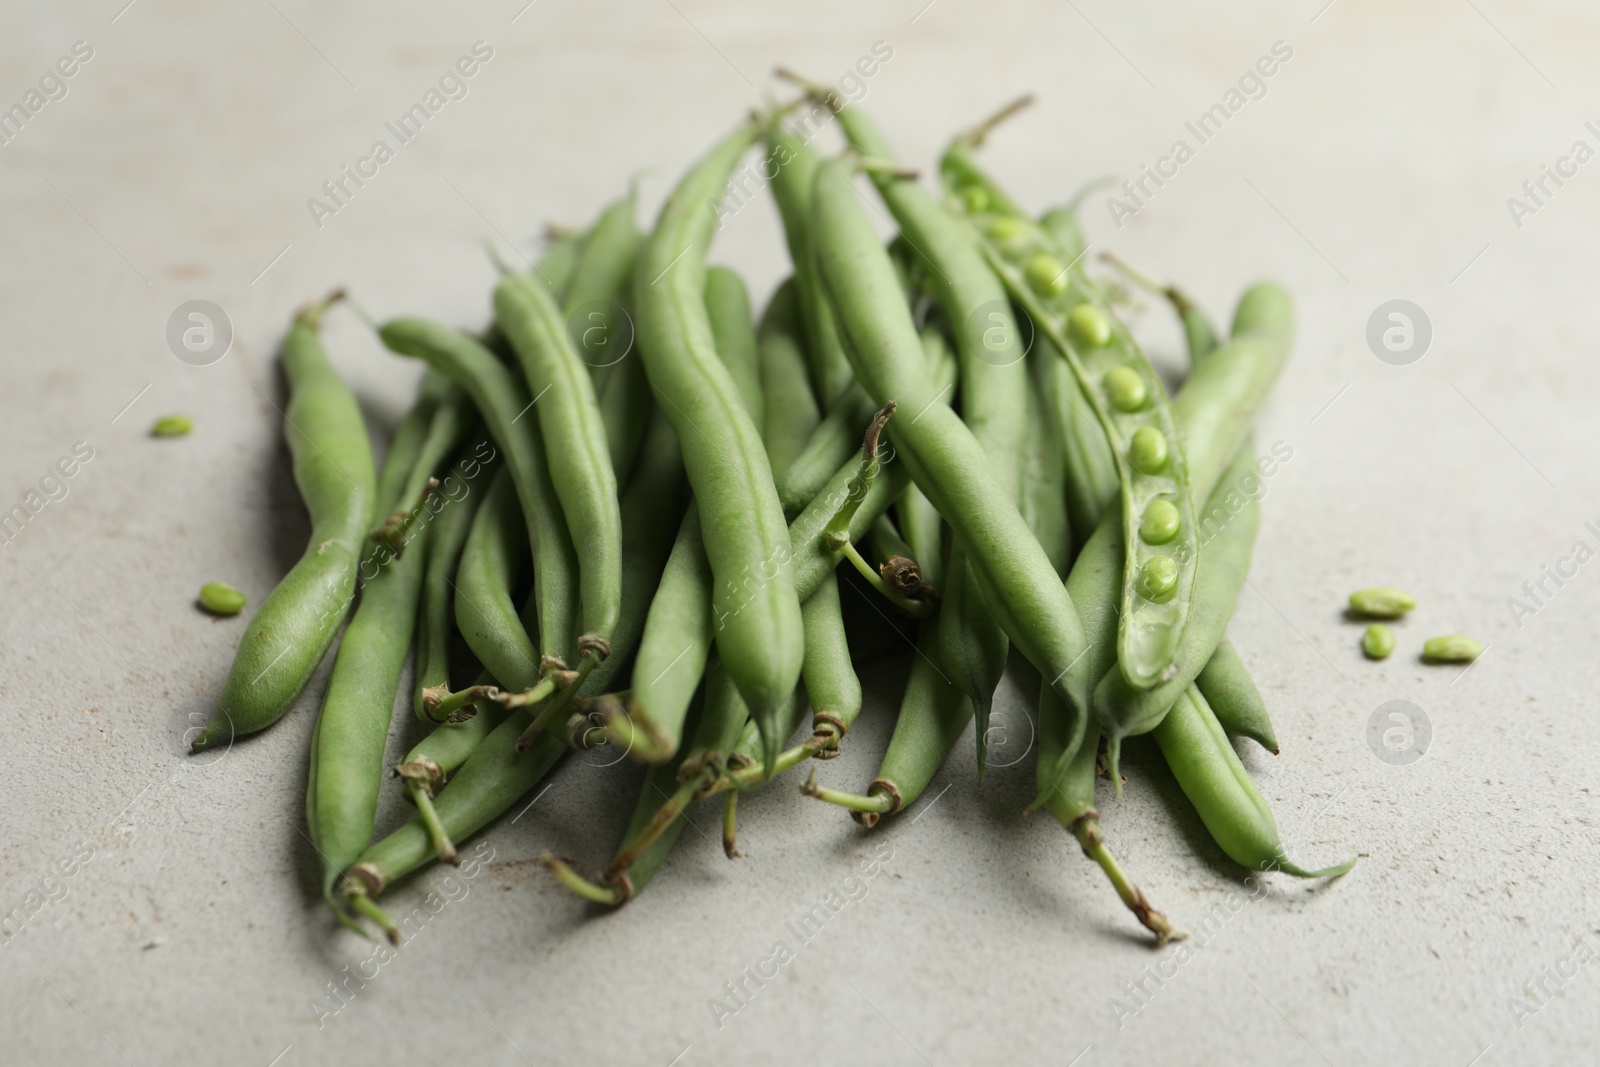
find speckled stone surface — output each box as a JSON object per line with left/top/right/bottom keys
{"left": 4, "top": 2, "right": 1599, "bottom": 1064}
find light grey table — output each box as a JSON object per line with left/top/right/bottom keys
{"left": 4, "top": 1, "right": 1597, "bottom": 1064}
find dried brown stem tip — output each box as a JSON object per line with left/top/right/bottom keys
{"left": 864, "top": 402, "right": 896, "bottom": 458}
{"left": 959, "top": 94, "right": 1037, "bottom": 148}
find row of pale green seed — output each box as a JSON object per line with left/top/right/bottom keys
{"left": 1349, "top": 587, "right": 1480, "bottom": 663}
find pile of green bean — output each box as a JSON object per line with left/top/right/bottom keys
{"left": 194, "top": 86, "right": 1356, "bottom": 945}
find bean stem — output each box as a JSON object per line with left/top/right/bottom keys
{"left": 404, "top": 777, "right": 459, "bottom": 866}
{"left": 345, "top": 891, "right": 400, "bottom": 945}
{"left": 602, "top": 773, "right": 703, "bottom": 884}
{"left": 421, "top": 683, "right": 501, "bottom": 725}
{"left": 956, "top": 94, "right": 1036, "bottom": 148}
{"left": 1070, "top": 813, "right": 1184, "bottom": 945}
{"left": 722, "top": 791, "right": 740, "bottom": 859}
{"left": 799, "top": 768, "right": 896, "bottom": 822}
{"left": 836, "top": 540, "right": 933, "bottom": 617}
{"left": 541, "top": 854, "right": 627, "bottom": 905}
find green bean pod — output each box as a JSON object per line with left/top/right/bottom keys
{"left": 829, "top": 99, "right": 1025, "bottom": 768}
{"left": 495, "top": 269, "right": 622, "bottom": 665}
{"left": 581, "top": 407, "right": 687, "bottom": 701}
{"left": 832, "top": 101, "right": 1029, "bottom": 498}
{"left": 561, "top": 192, "right": 647, "bottom": 483}
{"left": 634, "top": 120, "right": 803, "bottom": 774}
{"left": 1022, "top": 338, "right": 1072, "bottom": 576}
{"left": 766, "top": 117, "right": 856, "bottom": 409}
{"left": 757, "top": 279, "right": 822, "bottom": 476}
{"left": 811, "top": 156, "right": 1092, "bottom": 762}
{"left": 1153, "top": 685, "right": 1355, "bottom": 878}
{"left": 194, "top": 296, "right": 375, "bottom": 751}
{"left": 1094, "top": 440, "right": 1260, "bottom": 763}
{"left": 892, "top": 327, "right": 957, "bottom": 592}
{"left": 628, "top": 506, "right": 715, "bottom": 756}
{"left": 705, "top": 266, "right": 764, "bottom": 433}
{"left": 1118, "top": 263, "right": 1279, "bottom": 756}
{"left": 943, "top": 144, "right": 1197, "bottom": 692}
{"left": 412, "top": 454, "right": 491, "bottom": 717}
{"left": 805, "top": 619, "right": 969, "bottom": 825}
{"left": 452, "top": 469, "right": 537, "bottom": 689}
{"left": 936, "top": 552, "right": 1008, "bottom": 775}
{"left": 307, "top": 479, "right": 431, "bottom": 898}
{"left": 380, "top": 319, "right": 580, "bottom": 668}
{"left": 1038, "top": 334, "right": 1118, "bottom": 553}
{"left": 536, "top": 228, "right": 586, "bottom": 298}
{"left": 801, "top": 573, "right": 862, "bottom": 746}
{"left": 1196, "top": 639, "right": 1279, "bottom": 754}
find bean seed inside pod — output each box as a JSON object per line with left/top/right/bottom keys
{"left": 1136, "top": 555, "right": 1179, "bottom": 601}
{"left": 1024, "top": 253, "right": 1068, "bottom": 297}
{"left": 1128, "top": 426, "right": 1168, "bottom": 473}
{"left": 1068, "top": 303, "right": 1111, "bottom": 349}
{"left": 1139, "top": 499, "right": 1180, "bottom": 544}
{"left": 1104, "top": 366, "right": 1147, "bottom": 412}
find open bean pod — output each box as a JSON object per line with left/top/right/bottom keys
{"left": 940, "top": 141, "right": 1199, "bottom": 692}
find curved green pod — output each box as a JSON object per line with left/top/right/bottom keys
{"left": 307, "top": 511, "right": 431, "bottom": 897}
{"left": 765, "top": 117, "right": 856, "bottom": 409}
{"left": 811, "top": 156, "right": 1093, "bottom": 768}
{"left": 634, "top": 119, "right": 803, "bottom": 775}
{"left": 942, "top": 141, "right": 1197, "bottom": 692}
{"left": 800, "top": 573, "right": 862, "bottom": 744}
{"left": 757, "top": 279, "right": 822, "bottom": 477}
{"left": 562, "top": 191, "right": 646, "bottom": 483}
{"left": 452, "top": 469, "right": 538, "bottom": 689}
{"left": 704, "top": 266, "right": 764, "bottom": 433}
{"left": 1196, "top": 639, "right": 1279, "bottom": 754}
{"left": 194, "top": 296, "right": 375, "bottom": 751}
{"left": 1022, "top": 339, "right": 1071, "bottom": 576}
{"left": 412, "top": 446, "right": 490, "bottom": 717}
{"left": 829, "top": 98, "right": 1024, "bottom": 772}
{"left": 379, "top": 318, "right": 579, "bottom": 668}
{"left": 1153, "top": 686, "right": 1355, "bottom": 879}
{"left": 495, "top": 267, "right": 622, "bottom": 665}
